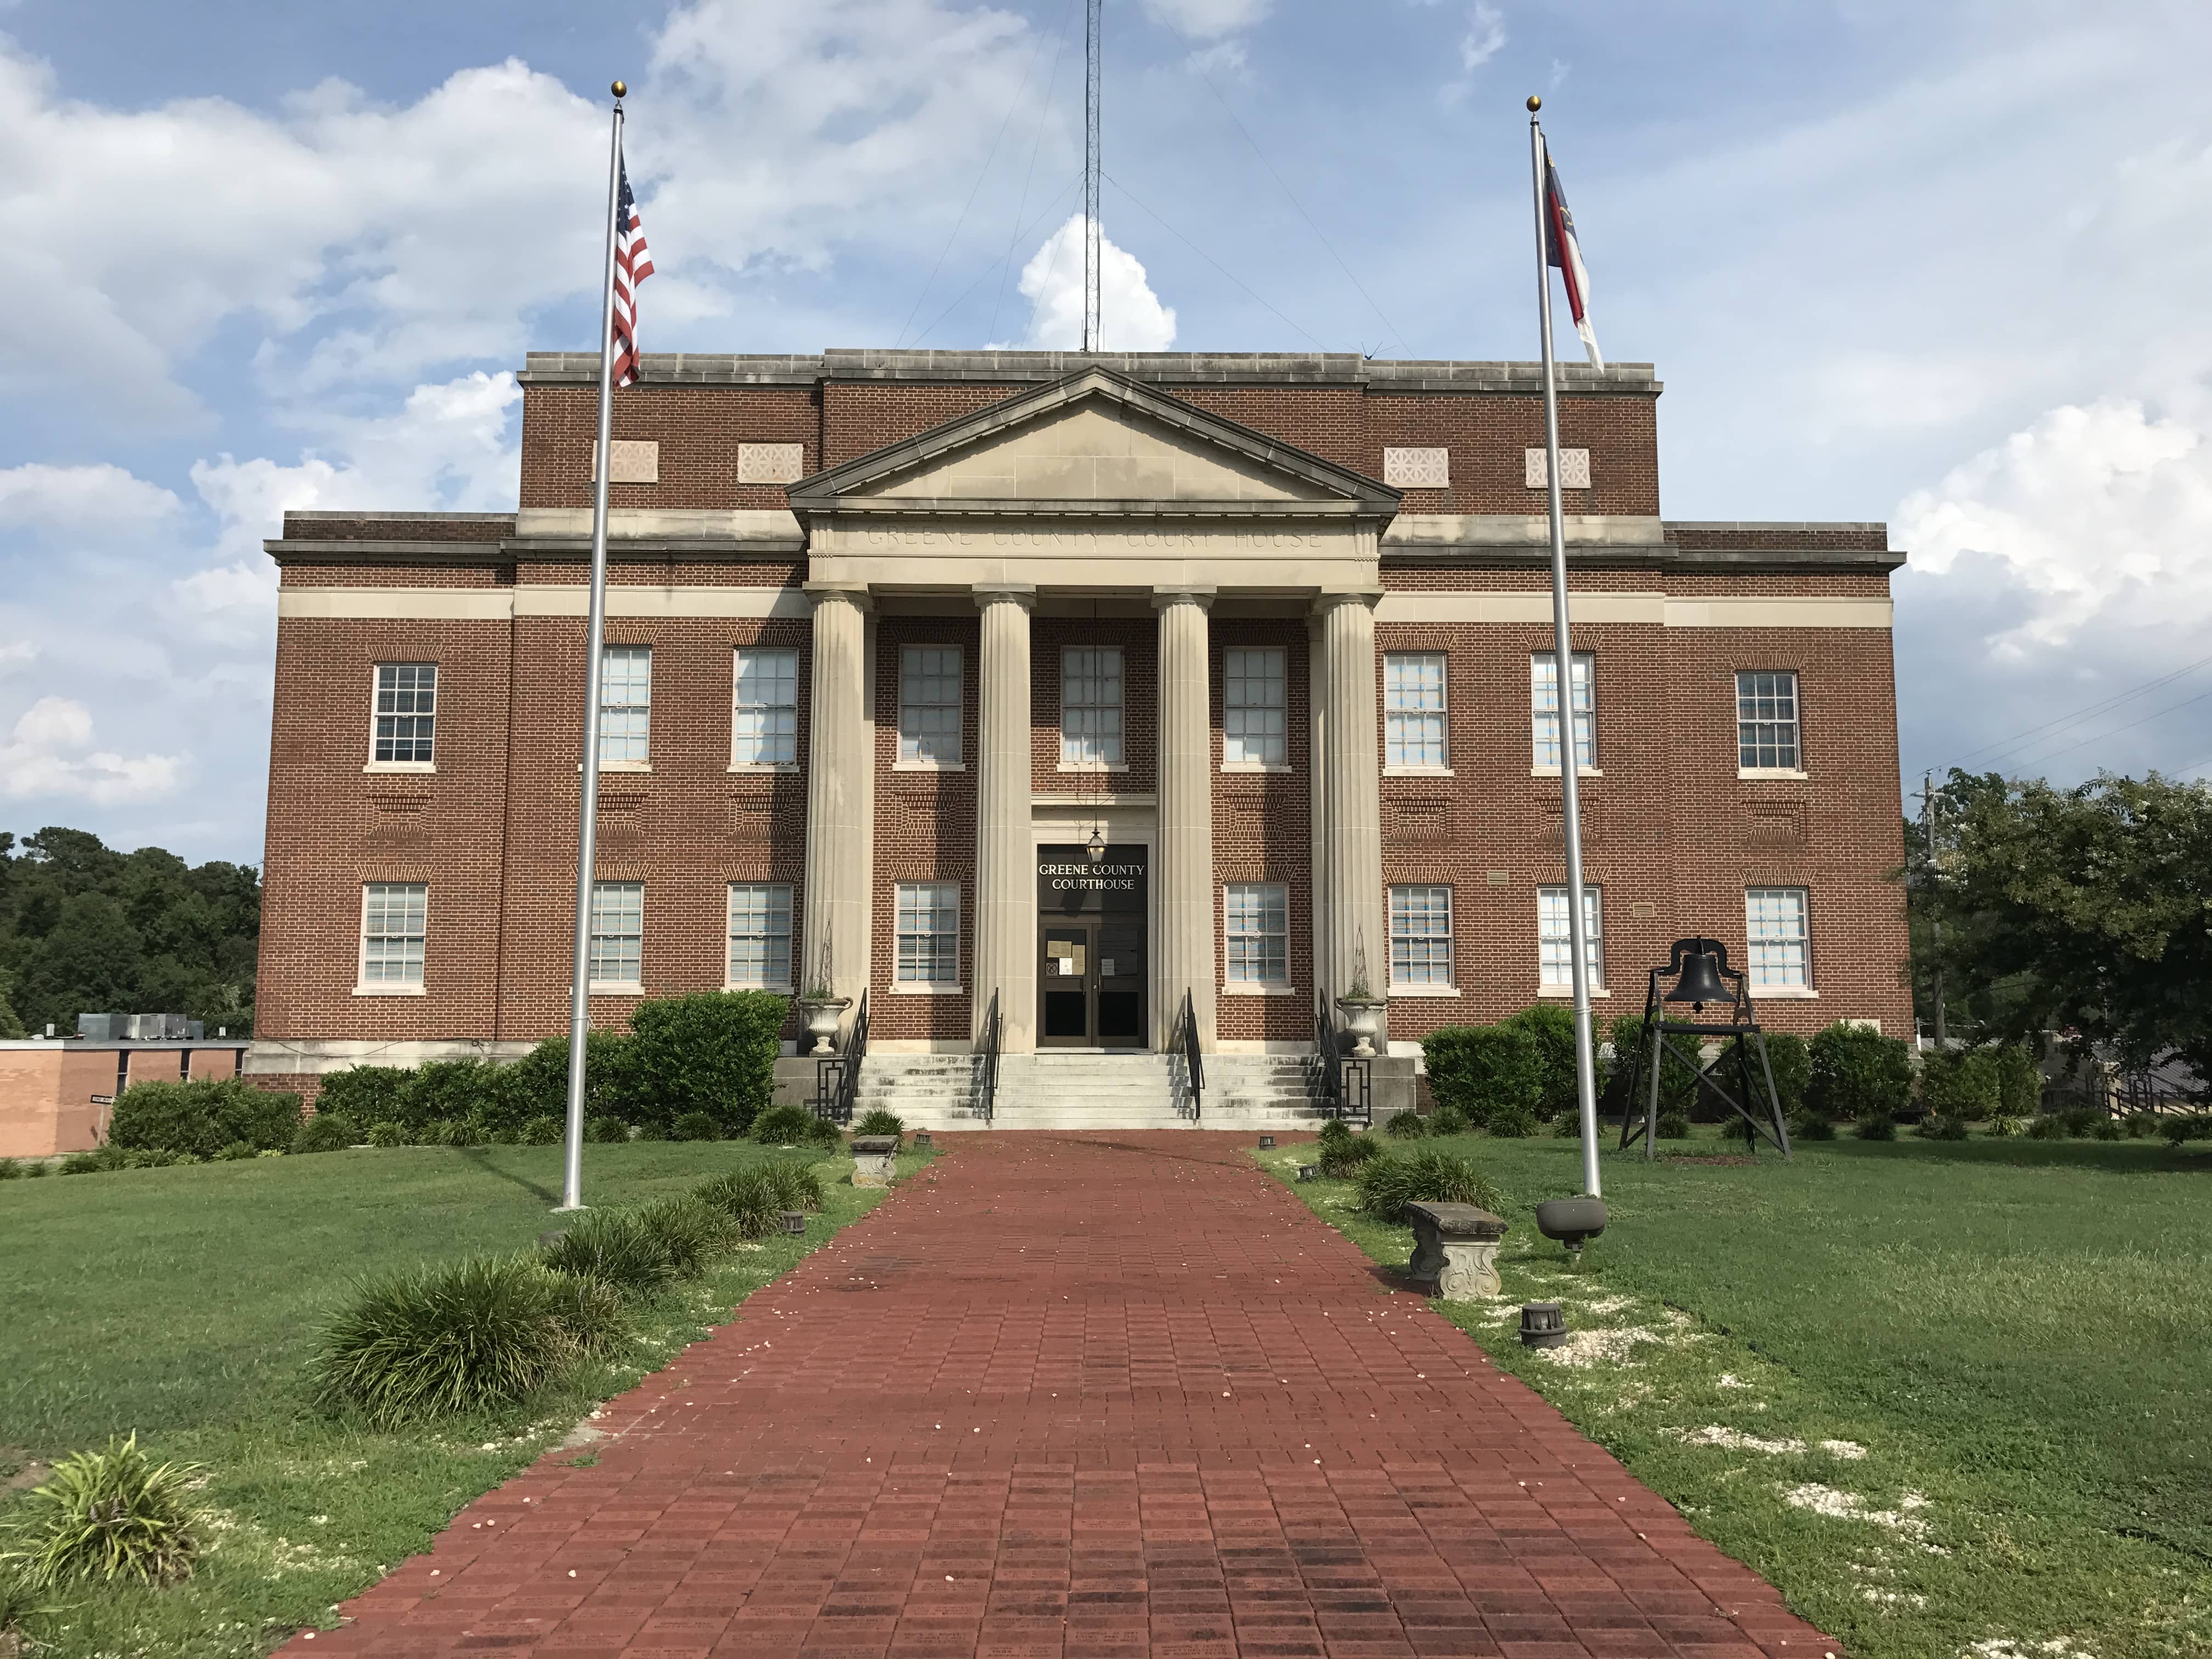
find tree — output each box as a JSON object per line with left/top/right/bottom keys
{"left": 1913, "top": 771, "right": 2212, "bottom": 1091}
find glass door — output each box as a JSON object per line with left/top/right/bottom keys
{"left": 1040, "top": 922, "right": 1096, "bottom": 1046}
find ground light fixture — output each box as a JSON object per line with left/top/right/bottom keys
{"left": 1533, "top": 1196, "right": 1609, "bottom": 1262}
{"left": 914, "top": 1131, "right": 933, "bottom": 1150}
{"left": 1297, "top": 1163, "right": 1318, "bottom": 1181}
{"left": 1519, "top": 1302, "right": 1568, "bottom": 1348}
{"left": 780, "top": 1211, "right": 806, "bottom": 1236}
{"left": 1258, "top": 1135, "right": 1275, "bottom": 1149}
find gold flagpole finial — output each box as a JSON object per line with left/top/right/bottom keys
{"left": 1526, "top": 94, "right": 1542, "bottom": 112}
{"left": 611, "top": 80, "right": 628, "bottom": 100}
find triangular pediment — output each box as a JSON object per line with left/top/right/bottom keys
{"left": 788, "top": 367, "right": 1399, "bottom": 519}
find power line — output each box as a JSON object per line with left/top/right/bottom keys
{"left": 2011, "top": 682, "right": 2212, "bottom": 769}
{"left": 1937, "top": 647, "right": 2212, "bottom": 772}
{"left": 1144, "top": 8, "right": 1410, "bottom": 357}
{"left": 1103, "top": 171, "right": 1328, "bottom": 351}
{"left": 912, "top": 174, "right": 1085, "bottom": 349}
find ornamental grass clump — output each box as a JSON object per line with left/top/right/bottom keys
{"left": 696, "top": 1166, "right": 784, "bottom": 1239}
{"left": 0, "top": 1434, "right": 205, "bottom": 1589}
{"left": 1355, "top": 1148, "right": 1504, "bottom": 1223}
{"left": 313, "top": 1255, "right": 583, "bottom": 1426}
{"left": 853, "top": 1108, "right": 906, "bottom": 1140}
{"left": 636, "top": 1195, "right": 735, "bottom": 1277}
{"left": 1318, "top": 1131, "right": 1379, "bottom": 1178}
{"left": 759, "top": 1158, "right": 826, "bottom": 1212}
{"left": 289, "top": 1113, "right": 355, "bottom": 1154}
{"left": 1384, "top": 1109, "right": 1429, "bottom": 1138}
{"left": 539, "top": 1206, "right": 683, "bottom": 1298}
{"left": 749, "top": 1103, "right": 826, "bottom": 1146}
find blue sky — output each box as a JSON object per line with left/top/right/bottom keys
{"left": 3, "top": 0, "right": 2209, "bottom": 864}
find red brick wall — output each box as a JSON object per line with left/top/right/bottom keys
{"left": 1211, "top": 619, "right": 1312, "bottom": 1044}
{"left": 520, "top": 385, "right": 819, "bottom": 511}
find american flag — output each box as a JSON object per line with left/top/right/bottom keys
{"left": 611, "top": 154, "right": 654, "bottom": 387}
{"left": 1541, "top": 141, "right": 1602, "bottom": 370}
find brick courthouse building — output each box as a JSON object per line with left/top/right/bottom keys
{"left": 247, "top": 349, "right": 1912, "bottom": 1117}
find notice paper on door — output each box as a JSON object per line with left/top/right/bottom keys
{"left": 1100, "top": 959, "right": 1115, "bottom": 977}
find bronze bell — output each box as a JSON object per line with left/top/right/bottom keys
{"left": 1666, "top": 945, "right": 1731, "bottom": 1009}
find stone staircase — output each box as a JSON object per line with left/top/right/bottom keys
{"left": 851, "top": 1050, "right": 1329, "bottom": 1130}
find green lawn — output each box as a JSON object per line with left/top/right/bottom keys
{"left": 1261, "top": 1130, "right": 2212, "bottom": 1659}
{"left": 0, "top": 1139, "right": 922, "bottom": 1657}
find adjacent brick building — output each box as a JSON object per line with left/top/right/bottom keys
{"left": 248, "top": 349, "right": 1911, "bottom": 1104}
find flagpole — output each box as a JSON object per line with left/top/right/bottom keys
{"left": 1529, "top": 95, "right": 1602, "bottom": 1200}
{"left": 557, "top": 81, "right": 628, "bottom": 1214}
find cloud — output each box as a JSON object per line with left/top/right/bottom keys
{"left": 0, "top": 696, "right": 183, "bottom": 805}
{"left": 1142, "top": 0, "right": 1272, "bottom": 39}
{"left": 0, "top": 642, "right": 37, "bottom": 675}
{"left": 0, "top": 464, "right": 182, "bottom": 534}
{"left": 1460, "top": 3, "right": 1506, "bottom": 70}
{"left": 1005, "top": 216, "right": 1178, "bottom": 352}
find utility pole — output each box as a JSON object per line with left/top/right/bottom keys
{"left": 1082, "top": 0, "right": 1101, "bottom": 352}
{"left": 1918, "top": 772, "right": 1946, "bottom": 1048}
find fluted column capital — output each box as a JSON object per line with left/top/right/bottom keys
{"left": 1151, "top": 585, "right": 1217, "bottom": 613}
{"left": 1312, "top": 588, "right": 1381, "bottom": 618}
{"left": 803, "top": 580, "right": 873, "bottom": 613}
{"left": 972, "top": 583, "right": 1037, "bottom": 612}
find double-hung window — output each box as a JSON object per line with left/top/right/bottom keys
{"left": 1384, "top": 652, "right": 1448, "bottom": 769}
{"left": 899, "top": 646, "right": 963, "bottom": 765}
{"left": 588, "top": 882, "right": 644, "bottom": 990}
{"left": 726, "top": 883, "right": 794, "bottom": 989}
{"left": 1389, "top": 885, "right": 1454, "bottom": 989}
{"left": 895, "top": 882, "right": 961, "bottom": 985}
{"left": 1537, "top": 885, "right": 1605, "bottom": 988}
{"left": 1737, "top": 672, "right": 1802, "bottom": 771}
{"left": 359, "top": 883, "right": 427, "bottom": 989}
{"left": 1060, "top": 646, "right": 1124, "bottom": 768}
{"left": 1746, "top": 887, "right": 1811, "bottom": 989}
{"left": 600, "top": 645, "right": 651, "bottom": 765}
{"left": 1223, "top": 647, "right": 1288, "bottom": 767}
{"left": 1532, "top": 652, "right": 1595, "bottom": 771}
{"left": 731, "top": 648, "right": 798, "bottom": 767}
{"left": 1224, "top": 883, "right": 1289, "bottom": 986}
{"left": 371, "top": 663, "right": 436, "bottom": 765}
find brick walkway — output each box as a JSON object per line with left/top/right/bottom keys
{"left": 294, "top": 1133, "right": 1838, "bottom": 1658}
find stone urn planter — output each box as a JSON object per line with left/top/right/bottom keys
{"left": 1336, "top": 996, "right": 1386, "bottom": 1059}
{"left": 797, "top": 996, "right": 850, "bottom": 1057}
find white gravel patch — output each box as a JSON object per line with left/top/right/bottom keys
{"left": 1717, "top": 1373, "right": 1753, "bottom": 1389}
{"left": 1679, "top": 1425, "right": 1806, "bottom": 1455}
{"left": 1781, "top": 1483, "right": 1943, "bottom": 1550}
{"left": 1538, "top": 1325, "right": 1663, "bottom": 1368}
{"left": 1965, "top": 1641, "right": 2100, "bottom": 1659}
{"left": 1820, "top": 1438, "right": 1869, "bottom": 1460}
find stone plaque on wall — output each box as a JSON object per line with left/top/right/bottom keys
{"left": 588, "top": 441, "right": 660, "bottom": 483}
{"left": 1524, "top": 447, "right": 1592, "bottom": 489}
{"left": 738, "top": 443, "right": 806, "bottom": 484}
{"left": 1383, "top": 447, "right": 1450, "bottom": 488}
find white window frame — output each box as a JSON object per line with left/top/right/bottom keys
{"left": 897, "top": 645, "right": 965, "bottom": 769}
{"left": 1059, "top": 645, "right": 1126, "bottom": 770}
{"left": 1537, "top": 885, "right": 1606, "bottom": 992}
{"left": 1223, "top": 882, "right": 1291, "bottom": 990}
{"left": 368, "top": 663, "right": 437, "bottom": 771}
{"left": 1746, "top": 887, "right": 1814, "bottom": 994}
{"left": 599, "top": 644, "right": 652, "bottom": 769}
{"left": 1737, "top": 670, "right": 1805, "bottom": 775}
{"left": 893, "top": 882, "right": 962, "bottom": 989}
{"left": 1384, "top": 652, "right": 1449, "bottom": 772}
{"left": 1389, "top": 884, "right": 1456, "bottom": 992}
{"left": 730, "top": 647, "right": 799, "bottom": 770}
{"left": 1222, "top": 646, "right": 1289, "bottom": 770}
{"left": 356, "top": 882, "right": 427, "bottom": 995}
{"left": 1532, "top": 652, "right": 1597, "bottom": 774}
{"left": 588, "top": 881, "right": 645, "bottom": 992}
{"left": 725, "top": 883, "right": 794, "bottom": 991}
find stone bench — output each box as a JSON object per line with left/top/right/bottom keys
{"left": 1404, "top": 1201, "right": 1509, "bottom": 1301}
{"left": 850, "top": 1135, "right": 899, "bottom": 1188}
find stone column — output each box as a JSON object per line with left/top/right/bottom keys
{"left": 1153, "top": 586, "right": 1217, "bottom": 1052}
{"left": 1307, "top": 613, "right": 1331, "bottom": 1012}
{"left": 802, "top": 584, "right": 872, "bottom": 1007}
{"left": 972, "top": 585, "right": 1036, "bottom": 1053}
{"left": 1318, "top": 590, "right": 1385, "bottom": 1032}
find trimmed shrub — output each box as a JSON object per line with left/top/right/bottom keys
{"left": 1920, "top": 1048, "right": 2000, "bottom": 1122}
{"left": 1855, "top": 1111, "right": 1898, "bottom": 1142}
{"left": 1427, "top": 1103, "right": 1471, "bottom": 1137}
{"left": 2091, "top": 1115, "right": 2124, "bottom": 1142}
{"left": 670, "top": 1110, "right": 721, "bottom": 1143}
{"left": 1762, "top": 1032, "right": 1812, "bottom": 1120}
{"left": 2057, "top": 1105, "right": 2103, "bottom": 1137}
{"left": 1422, "top": 1023, "right": 1544, "bottom": 1127}
{"left": 2123, "top": 1111, "right": 2162, "bottom": 1139}
{"left": 1, "top": 1434, "right": 204, "bottom": 1588}
{"left": 1355, "top": 1148, "right": 1505, "bottom": 1222}
{"left": 1993, "top": 1044, "right": 2043, "bottom": 1119}
{"left": 2159, "top": 1113, "right": 2212, "bottom": 1147}
{"left": 540, "top": 1207, "right": 681, "bottom": 1297}
{"left": 1500, "top": 1003, "right": 1579, "bottom": 1118}
{"left": 696, "top": 1166, "right": 782, "bottom": 1238}
{"left": 1655, "top": 1110, "right": 1690, "bottom": 1141}
{"left": 1319, "top": 1133, "right": 1380, "bottom": 1177}
{"left": 1791, "top": 1113, "right": 1837, "bottom": 1141}
{"left": 399, "top": 1061, "right": 515, "bottom": 1138}
{"left": 521, "top": 1115, "right": 563, "bottom": 1146}
{"left": 1918, "top": 1114, "right": 1970, "bottom": 1141}
{"left": 367, "top": 1121, "right": 407, "bottom": 1148}
{"left": 1385, "top": 1109, "right": 1429, "bottom": 1138}
{"left": 290, "top": 1113, "right": 356, "bottom": 1154}
{"left": 585, "top": 1115, "right": 629, "bottom": 1144}
{"left": 312, "top": 1065, "right": 410, "bottom": 1128}
{"left": 1486, "top": 1103, "right": 1539, "bottom": 1139}
{"left": 312, "top": 1255, "right": 582, "bottom": 1426}
{"left": 1985, "top": 1113, "right": 2025, "bottom": 1138}
{"left": 2026, "top": 1114, "right": 2067, "bottom": 1141}
{"left": 853, "top": 1108, "right": 906, "bottom": 1140}
{"left": 626, "top": 990, "right": 785, "bottom": 1136}
{"left": 506, "top": 1031, "right": 640, "bottom": 1128}
{"left": 109, "top": 1078, "right": 300, "bottom": 1159}
{"left": 1807, "top": 1025, "right": 1914, "bottom": 1124}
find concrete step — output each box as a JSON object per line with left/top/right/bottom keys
{"left": 852, "top": 1048, "right": 1328, "bottom": 1130}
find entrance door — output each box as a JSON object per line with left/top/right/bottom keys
{"left": 1039, "top": 918, "right": 1148, "bottom": 1047}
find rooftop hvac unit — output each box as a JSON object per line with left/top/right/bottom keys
{"left": 77, "top": 1013, "right": 123, "bottom": 1041}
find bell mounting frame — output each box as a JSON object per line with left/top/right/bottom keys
{"left": 1619, "top": 936, "right": 1792, "bottom": 1160}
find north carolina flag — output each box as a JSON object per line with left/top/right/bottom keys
{"left": 1542, "top": 143, "right": 1602, "bottom": 370}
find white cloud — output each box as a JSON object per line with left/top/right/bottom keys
{"left": 0, "top": 642, "right": 37, "bottom": 675}
{"left": 1460, "top": 3, "right": 1506, "bottom": 70}
{"left": 0, "top": 696, "right": 183, "bottom": 805}
{"left": 1895, "top": 398, "right": 2212, "bottom": 655}
{"left": 0, "top": 464, "right": 181, "bottom": 534}
{"left": 1006, "top": 216, "right": 1178, "bottom": 352}
{"left": 1142, "top": 0, "right": 1272, "bottom": 40}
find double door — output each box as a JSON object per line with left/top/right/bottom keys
{"left": 1040, "top": 918, "right": 1147, "bottom": 1047}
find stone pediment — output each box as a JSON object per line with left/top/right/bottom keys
{"left": 788, "top": 367, "right": 1400, "bottom": 522}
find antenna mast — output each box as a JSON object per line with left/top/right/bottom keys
{"left": 1083, "top": 0, "right": 1101, "bottom": 352}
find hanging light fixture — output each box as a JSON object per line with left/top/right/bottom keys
{"left": 1086, "top": 823, "right": 1107, "bottom": 863}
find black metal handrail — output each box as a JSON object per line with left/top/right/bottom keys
{"left": 1176, "top": 989, "right": 1204, "bottom": 1121}
{"left": 975, "top": 990, "right": 1002, "bottom": 1124}
{"left": 1311, "top": 988, "right": 1373, "bottom": 1125}
{"left": 812, "top": 987, "right": 868, "bottom": 1125}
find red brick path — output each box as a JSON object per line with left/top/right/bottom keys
{"left": 292, "top": 1134, "right": 1838, "bottom": 1658}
